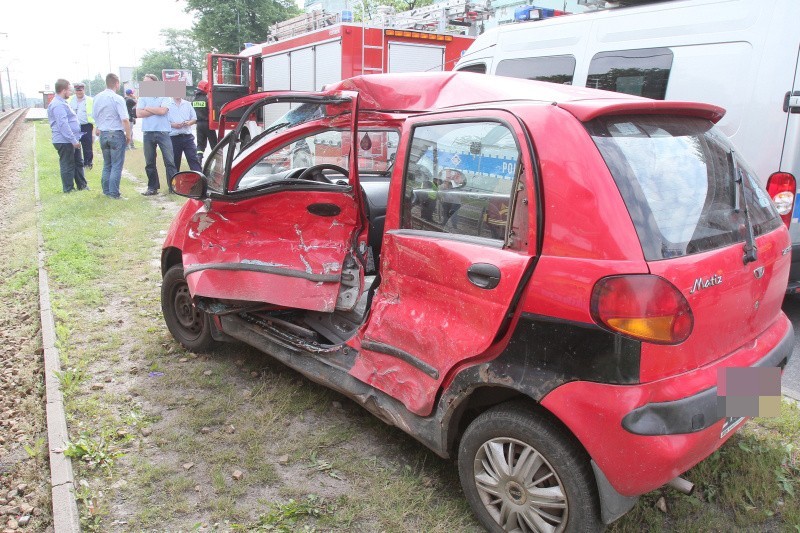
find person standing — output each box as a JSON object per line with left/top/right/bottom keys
{"left": 125, "top": 89, "right": 137, "bottom": 149}
{"left": 192, "top": 80, "right": 216, "bottom": 165}
{"left": 68, "top": 83, "right": 95, "bottom": 170}
{"left": 167, "top": 96, "right": 202, "bottom": 172}
{"left": 47, "top": 78, "right": 88, "bottom": 193}
{"left": 137, "top": 73, "right": 178, "bottom": 196}
{"left": 93, "top": 73, "right": 131, "bottom": 199}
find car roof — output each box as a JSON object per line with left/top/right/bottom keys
{"left": 328, "top": 71, "right": 725, "bottom": 123}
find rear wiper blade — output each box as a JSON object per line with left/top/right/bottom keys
{"left": 729, "top": 149, "right": 757, "bottom": 264}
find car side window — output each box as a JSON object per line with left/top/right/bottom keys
{"left": 401, "top": 121, "right": 520, "bottom": 240}
{"left": 236, "top": 130, "right": 400, "bottom": 191}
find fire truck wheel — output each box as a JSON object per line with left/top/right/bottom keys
{"left": 458, "top": 402, "right": 601, "bottom": 533}
{"left": 161, "top": 264, "right": 214, "bottom": 352}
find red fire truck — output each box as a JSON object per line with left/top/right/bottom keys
{"left": 206, "top": 1, "right": 489, "bottom": 143}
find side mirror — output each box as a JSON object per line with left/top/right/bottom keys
{"left": 170, "top": 171, "right": 207, "bottom": 199}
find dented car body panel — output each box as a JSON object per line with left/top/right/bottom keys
{"left": 181, "top": 191, "right": 361, "bottom": 312}
{"left": 161, "top": 72, "right": 794, "bottom": 528}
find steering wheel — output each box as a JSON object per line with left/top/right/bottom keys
{"left": 296, "top": 164, "right": 350, "bottom": 184}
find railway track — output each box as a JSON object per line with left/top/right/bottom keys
{"left": 0, "top": 108, "right": 27, "bottom": 146}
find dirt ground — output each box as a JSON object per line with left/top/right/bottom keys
{"left": 0, "top": 124, "right": 52, "bottom": 531}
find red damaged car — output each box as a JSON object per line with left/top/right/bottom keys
{"left": 161, "top": 72, "right": 794, "bottom": 531}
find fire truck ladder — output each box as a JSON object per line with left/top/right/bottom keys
{"left": 361, "top": 18, "right": 387, "bottom": 75}
{"left": 379, "top": 0, "right": 493, "bottom": 35}
{"left": 269, "top": 10, "right": 341, "bottom": 41}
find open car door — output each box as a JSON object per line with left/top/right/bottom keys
{"left": 181, "top": 90, "right": 367, "bottom": 313}
{"left": 207, "top": 54, "right": 254, "bottom": 130}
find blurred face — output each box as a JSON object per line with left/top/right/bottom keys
{"left": 74, "top": 86, "right": 85, "bottom": 97}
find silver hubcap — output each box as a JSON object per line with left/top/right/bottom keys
{"left": 474, "top": 437, "right": 568, "bottom": 533}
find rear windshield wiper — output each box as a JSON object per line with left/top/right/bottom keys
{"left": 730, "top": 149, "right": 758, "bottom": 264}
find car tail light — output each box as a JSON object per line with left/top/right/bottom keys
{"left": 591, "top": 275, "right": 693, "bottom": 344}
{"left": 766, "top": 172, "right": 796, "bottom": 228}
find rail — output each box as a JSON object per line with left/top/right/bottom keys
{"left": 0, "top": 108, "right": 26, "bottom": 147}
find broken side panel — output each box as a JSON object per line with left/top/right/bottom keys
{"left": 181, "top": 191, "right": 362, "bottom": 313}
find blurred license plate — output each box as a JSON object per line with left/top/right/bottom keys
{"left": 721, "top": 416, "right": 745, "bottom": 438}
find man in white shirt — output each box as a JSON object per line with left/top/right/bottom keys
{"left": 68, "top": 83, "right": 95, "bottom": 169}
{"left": 93, "top": 73, "right": 132, "bottom": 199}
{"left": 167, "top": 96, "right": 201, "bottom": 172}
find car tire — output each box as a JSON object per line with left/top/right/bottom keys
{"left": 458, "top": 402, "right": 602, "bottom": 533}
{"left": 161, "top": 264, "right": 214, "bottom": 352}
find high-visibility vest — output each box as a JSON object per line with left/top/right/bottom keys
{"left": 68, "top": 95, "right": 95, "bottom": 125}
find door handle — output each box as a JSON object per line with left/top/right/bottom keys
{"left": 467, "top": 263, "right": 501, "bottom": 289}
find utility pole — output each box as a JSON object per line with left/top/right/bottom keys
{"left": 5, "top": 67, "right": 11, "bottom": 109}
{"left": 102, "top": 31, "right": 121, "bottom": 73}
{"left": 0, "top": 32, "right": 6, "bottom": 112}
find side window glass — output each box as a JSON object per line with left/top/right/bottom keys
{"left": 402, "top": 121, "right": 520, "bottom": 240}
{"left": 496, "top": 55, "right": 576, "bottom": 84}
{"left": 236, "top": 130, "right": 400, "bottom": 191}
{"left": 587, "top": 48, "right": 673, "bottom": 100}
{"left": 205, "top": 136, "right": 233, "bottom": 193}
{"left": 215, "top": 57, "right": 249, "bottom": 86}
{"left": 458, "top": 63, "right": 487, "bottom": 74}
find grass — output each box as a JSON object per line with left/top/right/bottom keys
{"left": 28, "top": 122, "right": 800, "bottom": 531}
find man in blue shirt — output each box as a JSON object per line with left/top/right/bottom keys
{"left": 47, "top": 79, "right": 88, "bottom": 193}
{"left": 167, "top": 96, "right": 201, "bottom": 172}
{"left": 93, "top": 73, "right": 131, "bottom": 199}
{"left": 137, "top": 74, "right": 178, "bottom": 195}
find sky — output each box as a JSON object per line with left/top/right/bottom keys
{"left": 0, "top": 0, "right": 196, "bottom": 97}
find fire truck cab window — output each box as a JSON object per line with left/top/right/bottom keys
{"left": 217, "top": 58, "right": 249, "bottom": 86}
{"left": 586, "top": 48, "right": 673, "bottom": 100}
{"left": 496, "top": 55, "right": 576, "bottom": 84}
{"left": 402, "top": 121, "right": 519, "bottom": 240}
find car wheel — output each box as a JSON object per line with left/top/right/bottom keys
{"left": 161, "top": 264, "right": 214, "bottom": 352}
{"left": 458, "top": 402, "right": 601, "bottom": 533}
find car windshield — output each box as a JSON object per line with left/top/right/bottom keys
{"left": 586, "top": 115, "right": 781, "bottom": 260}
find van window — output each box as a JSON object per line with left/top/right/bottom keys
{"left": 587, "top": 48, "right": 673, "bottom": 100}
{"left": 458, "top": 63, "right": 487, "bottom": 74}
{"left": 496, "top": 55, "right": 576, "bottom": 84}
{"left": 402, "top": 121, "right": 520, "bottom": 240}
{"left": 587, "top": 115, "right": 781, "bottom": 260}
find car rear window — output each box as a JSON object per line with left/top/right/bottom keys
{"left": 586, "top": 115, "right": 781, "bottom": 260}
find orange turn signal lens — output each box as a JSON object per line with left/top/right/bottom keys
{"left": 591, "top": 275, "right": 693, "bottom": 344}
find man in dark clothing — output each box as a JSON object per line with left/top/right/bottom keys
{"left": 192, "top": 80, "right": 217, "bottom": 165}
{"left": 125, "top": 89, "right": 137, "bottom": 149}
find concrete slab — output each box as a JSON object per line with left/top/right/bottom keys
{"left": 33, "top": 124, "right": 81, "bottom": 533}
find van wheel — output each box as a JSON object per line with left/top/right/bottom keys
{"left": 161, "top": 264, "right": 214, "bottom": 352}
{"left": 458, "top": 403, "right": 601, "bottom": 533}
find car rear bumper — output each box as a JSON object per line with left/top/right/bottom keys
{"left": 540, "top": 313, "right": 793, "bottom": 497}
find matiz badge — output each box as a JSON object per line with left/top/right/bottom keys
{"left": 690, "top": 273, "right": 723, "bottom": 294}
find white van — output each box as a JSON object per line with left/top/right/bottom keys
{"left": 455, "top": 0, "right": 800, "bottom": 290}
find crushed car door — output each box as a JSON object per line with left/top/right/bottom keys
{"left": 351, "top": 110, "right": 536, "bottom": 416}
{"left": 181, "top": 91, "right": 368, "bottom": 313}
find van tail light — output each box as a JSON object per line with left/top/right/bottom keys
{"left": 591, "top": 275, "right": 693, "bottom": 344}
{"left": 766, "top": 172, "right": 796, "bottom": 228}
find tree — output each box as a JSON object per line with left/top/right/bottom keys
{"left": 356, "top": 0, "right": 435, "bottom": 21}
{"left": 134, "top": 29, "right": 204, "bottom": 95}
{"left": 79, "top": 75, "right": 106, "bottom": 97}
{"left": 186, "top": 0, "right": 300, "bottom": 54}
